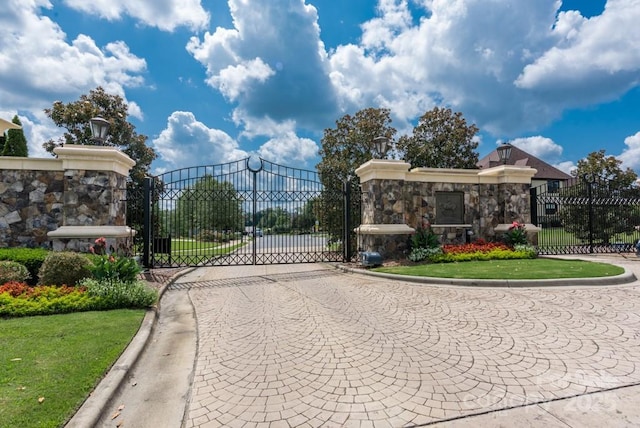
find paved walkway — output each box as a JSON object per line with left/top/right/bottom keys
{"left": 92, "top": 255, "right": 640, "bottom": 427}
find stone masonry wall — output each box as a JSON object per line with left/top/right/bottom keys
{"left": 63, "top": 169, "right": 127, "bottom": 227}
{"left": 360, "top": 179, "right": 532, "bottom": 247}
{"left": 1, "top": 168, "right": 128, "bottom": 248}
{"left": 0, "top": 169, "right": 65, "bottom": 247}
{"left": 359, "top": 179, "right": 531, "bottom": 258}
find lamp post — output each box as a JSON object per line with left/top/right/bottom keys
{"left": 89, "top": 116, "right": 110, "bottom": 145}
{"left": 496, "top": 143, "right": 512, "bottom": 165}
{"left": 373, "top": 136, "right": 389, "bottom": 159}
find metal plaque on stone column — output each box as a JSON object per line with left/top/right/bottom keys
{"left": 435, "top": 192, "right": 464, "bottom": 224}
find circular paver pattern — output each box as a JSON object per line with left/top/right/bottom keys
{"left": 181, "top": 268, "right": 640, "bottom": 428}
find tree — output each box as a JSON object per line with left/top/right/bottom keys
{"left": 175, "top": 175, "right": 243, "bottom": 238}
{"left": 2, "top": 115, "right": 28, "bottom": 157}
{"left": 44, "top": 87, "right": 158, "bottom": 246}
{"left": 397, "top": 107, "right": 479, "bottom": 168}
{"left": 560, "top": 150, "right": 640, "bottom": 245}
{"left": 316, "top": 108, "right": 397, "bottom": 243}
{"left": 292, "top": 197, "right": 319, "bottom": 233}
{"left": 43, "top": 86, "right": 156, "bottom": 185}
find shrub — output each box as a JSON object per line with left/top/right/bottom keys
{"left": 411, "top": 226, "right": 440, "bottom": 250}
{"left": 80, "top": 278, "right": 158, "bottom": 309}
{"left": 37, "top": 252, "right": 93, "bottom": 286}
{"left": 503, "top": 221, "right": 528, "bottom": 246}
{"left": 0, "top": 248, "right": 49, "bottom": 285}
{"left": 0, "top": 283, "right": 98, "bottom": 317}
{"left": 408, "top": 247, "right": 443, "bottom": 262}
{"left": 0, "top": 281, "right": 32, "bottom": 297}
{"left": 513, "top": 244, "right": 538, "bottom": 259}
{"left": 441, "top": 239, "right": 510, "bottom": 255}
{"left": 90, "top": 255, "right": 142, "bottom": 285}
{"left": 0, "top": 261, "right": 30, "bottom": 284}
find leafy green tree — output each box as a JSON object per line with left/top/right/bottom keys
{"left": 2, "top": 115, "right": 28, "bottom": 157}
{"left": 257, "top": 207, "right": 291, "bottom": 234}
{"left": 44, "top": 87, "right": 159, "bottom": 245}
{"left": 175, "top": 175, "right": 243, "bottom": 238}
{"left": 292, "top": 197, "right": 318, "bottom": 233}
{"left": 560, "top": 150, "right": 640, "bottom": 245}
{"left": 43, "top": 86, "right": 156, "bottom": 186}
{"left": 317, "top": 108, "right": 396, "bottom": 244}
{"left": 397, "top": 107, "right": 479, "bottom": 168}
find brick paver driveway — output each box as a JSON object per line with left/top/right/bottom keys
{"left": 176, "top": 264, "right": 640, "bottom": 427}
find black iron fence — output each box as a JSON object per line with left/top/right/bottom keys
{"left": 531, "top": 181, "right": 640, "bottom": 255}
{"left": 126, "top": 158, "right": 361, "bottom": 268}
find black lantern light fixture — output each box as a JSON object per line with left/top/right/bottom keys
{"left": 89, "top": 116, "right": 110, "bottom": 145}
{"left": 373, "top": 136, "right": 389, "bottom": 159}
{"left": 496, "top": 142, "right": 512, "bottom": 165}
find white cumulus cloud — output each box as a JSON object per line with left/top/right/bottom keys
{"left": 0, "top": 1, "right": 148, "bottom": 148}
{"left": 62, "top": 0, "right": 209, "bottom": 31}
{"left": 186, "top": 0, "right": 338, "bottom": 132}
{"left": 618, "top": 131, "right": 640, "bottom": 171}
{"left": 506, "top": 136, "right": 564, "bottom": 161}
{"left": 152, "top": 111, "right": 247, "bottom": 172}
{"left": 516, "top": 0, "right": 640, "bottom": 106}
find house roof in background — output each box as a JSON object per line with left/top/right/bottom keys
{"left": 477, "top": 145, "right": 572, "bottom": 180}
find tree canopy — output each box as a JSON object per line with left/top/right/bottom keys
{"left": 316, "top": 108, "right": 396, "bottom": 243}
{"left": 560, "top": 150, "right": 640, "bottom": 245}
{"left": 43, "top": 86, "right": 156, "bottom": 185}
{"left": 572, "top": 149, "right": 637, "bottom": 188}
{"left": 174, "top": 175, "right": 243, "bottom": 237}
{"left": 2, "top": 115, "right": 28, "bottom": 157}
{"left": 397, "top": 107, "right": 479, "bottom": 169}
{"left": 317, "top": 107, "right": 396, "bottom": 189}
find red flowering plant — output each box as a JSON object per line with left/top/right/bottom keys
{"left": 441, "top": 239, "right": 510, "bottom": 255}
{"left": 89, "top": 237, "right": 108, "bottom": 255}
{"left": 89, "top": 237, "right": 141, "bottom": 285}
{"left": 503, "top": 221, "right": 528, "bottom": 246}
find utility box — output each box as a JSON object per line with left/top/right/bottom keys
{"left": 360, "top": 251, "right": 383, "bottom": 267}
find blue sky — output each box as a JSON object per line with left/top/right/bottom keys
{"left": 1, "top": 0, "right": 639, "bottom": 176}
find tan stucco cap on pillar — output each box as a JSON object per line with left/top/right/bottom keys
{"left": 54, "top": 145, "right": 136, "bottom": 176}
{"left": 477, "top": 165, "right": 537, "bottom": 184}
{"left": 355, "top": 159, "right": 411, "bottom": 182}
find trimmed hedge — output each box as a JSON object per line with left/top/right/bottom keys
{"left": 0, "top": 248, "right": 49, "bottom": 285}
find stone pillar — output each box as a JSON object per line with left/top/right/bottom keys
{"left": 480, "top": 165, "right": 541, "bottom": 240}
{"left": 47, "top": 146, "right": 137, "bottom": 253}
{"left": 355, "top": 160, "right": 415, "bottom": 259}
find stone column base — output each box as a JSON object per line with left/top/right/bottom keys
{"left": 354, "top": 224, "right": 415, "bottom": 260}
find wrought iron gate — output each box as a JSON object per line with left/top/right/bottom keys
{"left": 128, "top": 157, "right": 360, "bottom": 268}
{"left": 531, "top": 181, "right": 640, "bottom": 255}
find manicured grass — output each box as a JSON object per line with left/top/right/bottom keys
{"left": 537, "top": 227, "right": 640, "bottom": 249}
{"left": 170, "top": 238, "right": 246, "bottom": 253}
{"left": 153, "top": 241, "right": 247, "bottom": 263}
{"left": 374, "top": 258, "right": 625, "bottom": 280}
{"left": 0, "top": 309, "right": 145, "bottom": 428}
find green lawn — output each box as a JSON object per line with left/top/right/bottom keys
{"left": 374, "top": 258, "right": 624, "bottom": 280}
{"left": 153, "top": 240, "right": 247, "bottom": 263}
{"left": 0, "top": 310, "right": 145, "bottom": 428}
{"left": 537, "top": 227, "right": 640, "bottom": 248}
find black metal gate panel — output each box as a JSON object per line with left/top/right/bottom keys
{"left": 531, "top": 181, "right": 640, "bottom": 255}
{"left": 130, "top": 157, "right": 359, "bottom": 267}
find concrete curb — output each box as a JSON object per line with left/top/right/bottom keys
{"left": 64, "top": 268, "right": 195, "bottom": 428}
{"left": 334, "top": 261, "right": 637, "bottom": 288}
